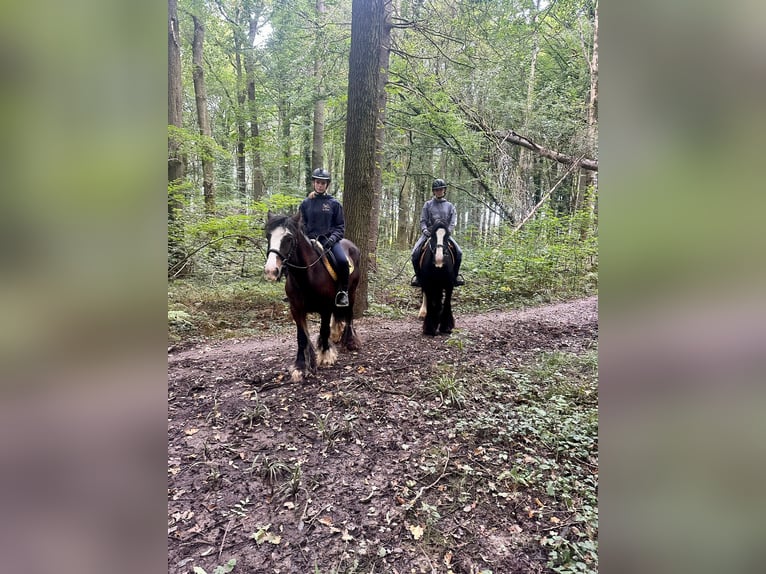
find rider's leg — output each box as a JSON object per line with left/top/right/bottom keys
{"left": 410, "top": 237, "right": 425, "bottom": 287}
{"left": 331, "top": 243, "right": 350, "bottom": 307}
{"left": 451, "top": 238, "right": 465, "bottom": 285}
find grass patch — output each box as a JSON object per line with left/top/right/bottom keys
{"left": 441, "top": 351, "right": 598, "bottom": 573}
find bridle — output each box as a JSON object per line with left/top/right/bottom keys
{"left": 267, "top": 222, "right": 329, "bottom": 271}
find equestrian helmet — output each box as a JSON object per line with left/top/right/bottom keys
{"left": 432, "top": 178, "right": 447, "bottom": 190}
{"left": 311, "top": 168, "right": 331, "bottom": 182}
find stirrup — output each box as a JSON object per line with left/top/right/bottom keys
{"left": 454, "top": 275, "right": 465, "bottom": 286}
{"left": 410, "top": 275, "right": 421, "bottom": 287}
{"left": 335, "top": 291, "right": 349, "bottom": 307}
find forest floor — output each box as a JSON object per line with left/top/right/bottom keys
{"left": 168, "top": 295, "right": 598, "bottom": 574}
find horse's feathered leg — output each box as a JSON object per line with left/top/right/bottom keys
{"left": 439, "top": 285, "right": 455, "bottom": 334}
{"left": 291, "top": 313, "right": 316, "bottom": 382}
{"left": 423, "top": 287, "right": 440, "bottom": 336}
{"left": 418, "top": 292, "right": 427, "bottom": 320}
{"left": 316, "top": 311, "right": 338, "bottom": 366}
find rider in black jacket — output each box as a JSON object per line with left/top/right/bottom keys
{"left": 299, "top": 168, "right": 350, "bottom": 307}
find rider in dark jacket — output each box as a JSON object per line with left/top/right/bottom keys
{"left": 299, "top": 168, "right": 350, "bottom": 307}
{"left": 410, "top": 178, "right": 464, "bottom": 287}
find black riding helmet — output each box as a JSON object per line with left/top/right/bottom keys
{"left": 311, "top": 168, "right": 331, "bottom": 182}
{"left": 432, "top": 178, "right": 447, "bottom": 190}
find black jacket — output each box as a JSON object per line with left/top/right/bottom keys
{"left": 299, "top": 193, "right": 345, "bottom": 246}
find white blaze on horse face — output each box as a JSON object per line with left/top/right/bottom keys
{"left": 434, "top": 228, "right": 446, "bottom": 268}
{"left": 264, "top": 226, "right": 289, "bottom": 281}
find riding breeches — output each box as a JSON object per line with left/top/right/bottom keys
{"left": 329, "top": 242, "right": 349, "bottom": 283}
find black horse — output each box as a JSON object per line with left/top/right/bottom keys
{"left": 415, "top": 221, "right": 456, "bottom": 336}
{"left": 263, "top": 212, "right": 361, "bottom": 382}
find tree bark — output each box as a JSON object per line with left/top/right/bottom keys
{"left": 168, "top": 0, "right": 188, "bottom": 275}
{"left": 232, "top": 24, "right": 248, "bottom": 198}
{"left": 490, "top": 129, "right": 598, "bottom": 172}
{"left": 311, "top": 0, "right": 327, "bottom": 173}
{"left": 343, "top": 0, "right": 390, "bottom": 316}
{"left": 245, "top": 0, "right": 265, "bottom": 200}
{"left": 192, "top": 15, "right": 215, "bottom": 214}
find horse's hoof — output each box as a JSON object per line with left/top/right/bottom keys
{"left": 290, "top": 368, "right": 304, "bottom": 383}
{"left": 423, "top": 330, "right": 436, "bottom": 337}
{"left": 317, "top": 346, "right": 338, "bottom": 366}
{"left": 439, "top": 329, "right": 453, "bottom": 335}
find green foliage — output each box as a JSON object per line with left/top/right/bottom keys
{"left": 466, "top": 210, "right": 598, "bottom": 307}
{"left": 477, "top": 354, "right": 598, "bottom": 573}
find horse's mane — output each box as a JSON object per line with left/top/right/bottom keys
{"left": 266, "top": 212, "right": 301, "bottom": 235}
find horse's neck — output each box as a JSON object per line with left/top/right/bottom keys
{"left": 295, "top": 233, "right": 322, "bottom": 268}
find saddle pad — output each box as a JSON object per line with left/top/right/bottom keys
{"left": 311, "top": 240, "right": 354, "bottom": 281}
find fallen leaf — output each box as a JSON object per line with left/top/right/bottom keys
{"left": 550, "top": 516, "right": 561, "bottom": 524}
{"left": 252, "top": 524, "right": 281, "bottom": 545}
{"left": 341, "top": 529, "right": 354, "bottom": 541}
{"left": 184, "top": 428, "right": 200, "bottom": 435}
{"left": 318, "top": 516, "right": 334, "bottom": 527}
{"left": 409, "top": 524, "right": 424, "bottom": 540}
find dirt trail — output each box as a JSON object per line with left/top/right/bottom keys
{"left": 168, "top": 296, "right": 597, "bottom": 573}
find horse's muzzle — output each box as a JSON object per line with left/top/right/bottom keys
{"left": 264, "top": 252, "right": 281, "bottom": 281}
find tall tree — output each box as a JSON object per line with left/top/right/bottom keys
{"left": 168, "top": 0, "right": 187, "bottom": 275}
{"left": 343, "top": 0, "right": 390, "bottom": 315}
{"left": 244, "top": 0, "right": 266, "bottom": 200}
{"left": 192, "top": 13, "right": 216, "bottom": 213}
{"left": 311, "top": 0, "right": 327, "bottom": 171}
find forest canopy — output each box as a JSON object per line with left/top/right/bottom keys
{"left": 168, "top": 0, "right": 598, "bottom": 310}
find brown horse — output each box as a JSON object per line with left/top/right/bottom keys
{"left": 263, "top": 213, "right": 361, "bottom": 382}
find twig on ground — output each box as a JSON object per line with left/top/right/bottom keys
{"left": 405, "top": 449, "right": 451, "bottom": 510}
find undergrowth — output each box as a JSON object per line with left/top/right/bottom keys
{"left": 168, "top": 210, "right": 597, "bottom": 341}
{"left": 445, "top": 350, "right": 599, "bottom": 573}
{"left": 411, "top": 350, "right": 599, "bottom": 573}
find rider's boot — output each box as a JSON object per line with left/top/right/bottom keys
{"left": 335, "top": 264, "right": 350, "bottom": 307}
{"left": 453, "top": 249, "right": 465, "bottom": 286}
{"left": 410, "top": 251, "right": 421, "bottom": 287}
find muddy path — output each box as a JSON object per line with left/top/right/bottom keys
{"left": 168, "top": 296, "right": 597, "bottom": 573}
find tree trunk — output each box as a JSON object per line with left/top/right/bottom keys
{"left": 279, "top": 98, "right": 291, "bottom": 184}
{"left": 311, "top": 0, "right": 326, "bottom": 172}
{"left": 366, "top": 0, "right": 391, "bottom": 274}
{"left": 233, "top": 30, "right": 247, "bottom": 198}
{"left": 192, "top": 15, "right": 215, "bottom": 214}
{"left": 583, "top": 2, "right": 598, "bottom": 227}
{"left": 245, "top": 1, "right": 265, "bottom": 200}
{"left": 168, "top": 0, "right": 188, "bottom": 276}
{"left": 343, "top": 0, "right": 390, "bottom": 316}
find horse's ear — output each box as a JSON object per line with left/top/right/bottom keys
{"left": 267, "top": 210, "right": 272, "bottom": 221}
{"left": 293, "top": 212, "right": 302, "bottom": 225}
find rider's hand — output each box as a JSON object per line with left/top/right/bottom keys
{"left": 423, "top": 229, "right": 431, "bottom": 237}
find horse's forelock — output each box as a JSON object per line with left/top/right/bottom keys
{"left": 266, "top": 214, "right": 293, "bottom": 235}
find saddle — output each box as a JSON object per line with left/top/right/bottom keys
{"left": 310, "top": 240, "right": 354, "bottom": 281}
